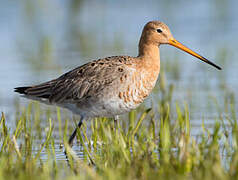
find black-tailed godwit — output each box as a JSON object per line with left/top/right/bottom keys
{"left": 15, "top": 21, "right": 221, "bottom": 145}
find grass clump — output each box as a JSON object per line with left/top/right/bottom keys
{"left": 0, "top": 95, "right": 237, "bottom": 180}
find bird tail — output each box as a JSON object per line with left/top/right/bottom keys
{"left": 14, "top": 82, "right": 52, "bottom": 99}
{"left": 14, "top": 86, "right": 31, "bottom": 94}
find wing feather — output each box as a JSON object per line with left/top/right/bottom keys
{"left": 15, "top": 56, "right": 135, "bottom": 104}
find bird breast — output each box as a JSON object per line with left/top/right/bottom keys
{"left": 72, "top": 57, "right": 160, "bottom": 118}
{"left": 102, "top": 61, "right": 160, "bottom": 116}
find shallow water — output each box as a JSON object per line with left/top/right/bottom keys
{"left": 0, "top": 0, "right": 238, "bottom": 160}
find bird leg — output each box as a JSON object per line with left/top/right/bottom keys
{"left": 114, "top": 115, "right": 119, "bottom": 129}
{"left": 68, "top": 117, "right": 84, "bottom": 146}
{"left": 64, "top": 117, "right": 84, "bottom": 163}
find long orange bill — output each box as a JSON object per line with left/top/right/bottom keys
{"left": 169, "top": 39, "right": 222, "bottom": 70}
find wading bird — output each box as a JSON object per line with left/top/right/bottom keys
{"left": 15, "top": 21, "right": 221, "bottom": 146}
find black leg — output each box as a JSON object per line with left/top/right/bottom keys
{"left": 64, "top": 116, "right": 95, "bottom": 165}
{"left": 64, "top": 116, "right": 85, "bottom": 164}
{"left": 68, "top": 118, "right": 83, "bottom": 146}
{"left": 114, "top": 115, "right": 119, "bottom": 129}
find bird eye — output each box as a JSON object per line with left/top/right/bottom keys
{"left": 157, "top": 29, "right": 162, "bottom": 33}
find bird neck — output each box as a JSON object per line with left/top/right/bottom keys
{"left": 136, "top": 40, "right": 161, "bottom": 88}
{"left": 135, "top": 41, "right": 160, "bottom": 94}
{"left": 138, "top": 40, "right": 160, "bottom": 68}
{"left": 138, "top": 43, "right": 160, "bottom": 59}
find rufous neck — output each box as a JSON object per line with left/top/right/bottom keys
{"left": 138, "top": 42, "right": 160, "bottom": 60}
{"left": 138, "top": 30, "right": 160, "bottom": 59}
